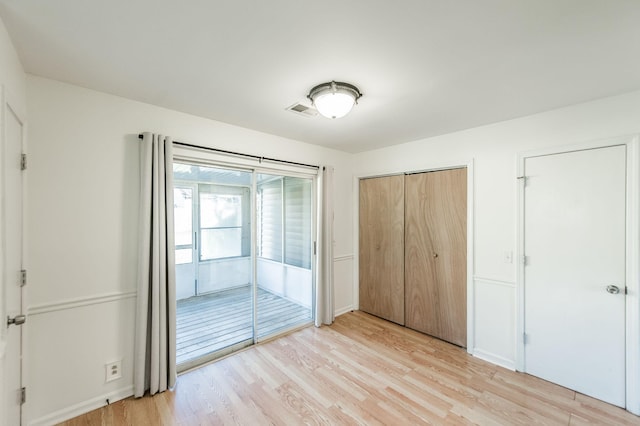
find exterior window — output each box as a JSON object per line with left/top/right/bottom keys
{"left": 257, "top": 176, "right": 312, "bottom": 269}
{"left": 257, "top": 180, "right": 282, "bottom": 262}
{"left": 199, "top": 185, "right": 250, "bottom": 260}
{"left": 174, "top": 187, "right": 193, "bottom": 265}
{"left": 284, "top": 177, "right": 312, "bottom": 269}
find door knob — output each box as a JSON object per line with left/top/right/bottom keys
{"left": 6, "top": 314, "right": 26, "bottom": 327}
{"left": 606, "top": 285, "right": 620, "bottom": 294}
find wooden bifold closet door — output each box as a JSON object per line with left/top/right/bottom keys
{"left": 359, "top": 175, "right": 405, "bottom": 325}
{"left": 404, "top": 168, "right": 467, "bottom": 347}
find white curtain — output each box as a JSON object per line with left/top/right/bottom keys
{"left": 316, "top": 166, "right": 335, "bottom": 326}
{"left": 134, "top": 132, "right": 177, "bottom": 397}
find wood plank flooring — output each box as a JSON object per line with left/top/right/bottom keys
{"left": 61, "top": 311, "right": 639, "bottom": 425}
{"left": 177, "top": 286, "right": 311, "bottom": 365}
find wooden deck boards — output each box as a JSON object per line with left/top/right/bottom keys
{"left": 176, "top": 286, "right": 311, "bottom": 365}
{"left": 62, "top": 311, "right": 640, "bottom": 425}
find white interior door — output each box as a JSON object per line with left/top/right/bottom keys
{"left": 2, "top": 93, "right": 25, "bottom": 425}
{"left": 524, "top": 145, "right": 626, "bottom": 407}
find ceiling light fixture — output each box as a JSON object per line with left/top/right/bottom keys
{"left": 307, "top": 81, "right": 362, "bottom": 119}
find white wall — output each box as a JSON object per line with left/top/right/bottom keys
{"left": 176, "top": 257, "right": 252, "bottom": 300}
{"left": 352, "top": 89, "right": 640, "bottom": 370}
{"left": 24, "top": 75, "right": 354, "bottom": 425}
{"left": 0, "top": 15, "right": 27, "bottom": 426}
{"left": 198, "top": 257, "right": 252, "bottom": 294}
{"left": 257, "top": 258, "right": 312, "bottom": 308}
{"left": 0, "top": 17, "right": 26, "bottom": 105}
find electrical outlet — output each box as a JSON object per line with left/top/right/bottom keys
{"left": 105, "top": 360, "right": 122, "bottom": 383}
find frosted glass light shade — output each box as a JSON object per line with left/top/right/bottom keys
{"left": 314, "top": 92, "right": 355, "bottom": 119}
{"left": 308, "top": 81, "right": 362, "bottom": 119}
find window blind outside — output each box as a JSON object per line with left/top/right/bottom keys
{"left": 284, "top": 177, "right": 312, "bottom": 269}
{"left": 257, "top": 176, "right": 312, "bottom": 270}
{"left": 257, "top": 180, "right": 283, "bottom": 262}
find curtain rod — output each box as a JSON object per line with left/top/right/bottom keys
{"left": 138, "top": 134, "right": 319, "bottom": 170}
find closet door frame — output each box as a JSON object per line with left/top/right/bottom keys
{"left": 353, "top": 159, "right": 475, "bottom": 352}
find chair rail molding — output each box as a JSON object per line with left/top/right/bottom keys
{"left": 333, "top": 254, "right": 354, "bottom": 262}
{"left": 28, "top": 291, "right": 137, "bottom": 316}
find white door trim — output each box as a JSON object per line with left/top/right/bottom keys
{"left": 0, "top": 85, "right": 4, "bottom": 361}
{"left": 1, "top": 84, "right": 28, "bottom": 425}
{"left": 352, "top": 159, "right": 475, "bottom": 352}
{"left": 516, "top": 135, "right": 640, "bottom": 414}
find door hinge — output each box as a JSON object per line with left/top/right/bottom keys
{"left": 21, "top": 153, "right": 27, "bottom": 171}
{"left": 20, "top": 387, "right": 26, "bottom": 405}
{"left": 625, "top": 286, "right": 629, "bottom": 295}
{"left": 313, "top": 241, "right": 317, "bottom": 255}
{"left": 521, "top": 255, "right": 528, "bottom": 266}
{"left": 523, "top": 333, "right": 529, "bottom": 344}
{"left": 20, "top": 269, "right": 27, "bottom": 287}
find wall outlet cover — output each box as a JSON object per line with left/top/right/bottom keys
{"left": 105, "top": 360, "right": 122, "bottom": 383}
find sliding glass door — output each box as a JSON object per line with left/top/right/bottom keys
{"left": 173, "top": 164, "right": 254, "bottom": 369}
{"left": 173, "top": 161, "right": 316, "bottom": 370}
{"left": 256, "top": 173, "right": 313, "bottom": 337}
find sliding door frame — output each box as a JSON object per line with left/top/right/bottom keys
{"left": 253, "top": 170, "right": 318, "bottom": 342}
{"left": 173, "top": 182, "right": 197, "bottom": 300}
{"left": 173, "top": 145, "right": 319, "bottom": 369}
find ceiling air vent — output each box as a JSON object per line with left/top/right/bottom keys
{"left": 286, "top": 102, "right": 318, "bottom": 117}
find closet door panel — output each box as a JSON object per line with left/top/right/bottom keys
{"left": 359, "top": 175, "right": 405, "bottom": 324}
{"left": 405, "top": 168, "right": 467, "bottom": 346}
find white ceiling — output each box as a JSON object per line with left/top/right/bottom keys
{"left": 2, "top": 1, "right": 640, "bottom": 153}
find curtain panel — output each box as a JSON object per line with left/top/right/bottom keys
{"left": 134, "top": 132, "right": 177, "bottom": 397}
{"left": 316, "top": 166, "right": 335, "bottom": 326}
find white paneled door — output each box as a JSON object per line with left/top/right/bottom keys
{"left": 2, "top": 93, "right": 25, "bottom": 425}
{"left": 524, "top": 145, "right": 626, "bottom": 407}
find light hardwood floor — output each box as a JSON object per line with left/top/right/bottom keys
{"left": 60, "top": 311, "right": 639, "bottom": 425}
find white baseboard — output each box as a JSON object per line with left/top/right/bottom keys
{"left": 472, "top": 348, "right": 516, "bottom": 371}
{"left": 28, "top": 386, "right": 133, "bottom": 426}
{"left": 334, "top": 305, "right": 354, "bottom": 317}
